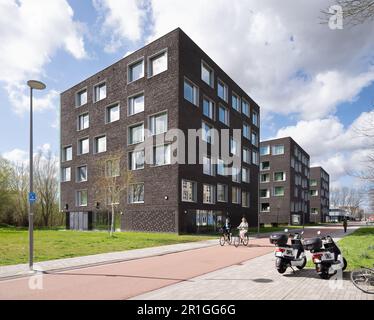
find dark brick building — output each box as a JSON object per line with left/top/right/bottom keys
{"left": 310, "top": 166, "right": 330, "bottom": 223}
{"left": 60, "top": 28, "right": 260, "bottom": 234}
{"left": 259, "top": 137, "right": 310, "bottom": 226}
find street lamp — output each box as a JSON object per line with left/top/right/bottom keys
{"left": 27, "top": 80, "right": 46, "bottom": 271}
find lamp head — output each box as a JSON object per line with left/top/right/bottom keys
{"left": 27, "top": 80, "right": 46, "bottom": 90}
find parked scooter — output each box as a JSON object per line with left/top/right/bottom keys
{"left": 303, "top": 231, "right": 347, "bottom": 279}
{"left": 269, "top": 229, "right": 307, "bottom": 274}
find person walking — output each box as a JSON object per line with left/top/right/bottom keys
{"left": 343, "top": 218, "right": 348, "bottom": 233}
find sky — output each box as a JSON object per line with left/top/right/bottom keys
{"left": 0, "top": 0, "right": 373, "bottom": 191}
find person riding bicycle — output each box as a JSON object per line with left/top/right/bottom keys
{"left": 222, "top": 217, "right": 231, "bottom": 239}
{"left": 237, "top": 217, "right": 248, "bottom": 240}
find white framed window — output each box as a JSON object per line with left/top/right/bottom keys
{"left": 243, "top": 123, "right": 250, "bottom": 140}
{"left": 153, "top": 144, "right": 171, "bottom": 166}
{"left": 252, "top": 110, "right": 259, "bottom": 126}
{"left": 78, "top": 138, "right": 89, "bottom": 155}
{"left": 149, "top": 112, "right": 167, "bottom": 135}
{"left": 242, "top": 167, "right": 250, "bottom": 183}
{"left": 128, "top": 183, "right": 144, "bottom": 203}
{"left": 203, "top": 97, "right": 215, "bottom": 120}
{"left": 242, "top": 191, "right": 250, "bottom": 208}
{"left": 76, "top": 165, "right": 87, "bottom": 182}
{"left": 260, "top": 161, "right": 270, "bottom": 171}
{"left": 76, "top": 89, "right": 87, "bottom": 107}
{"left": 184, "top": 78, "right": 199, "bottom": 106}
{"left": 232, "top": 93, "right": 240, "bottom": 112}
{"left": 149, "top": 50, "right": 167, "bottom": 77}
{"left": 274, "top": 171, "right": 286, "bottom": 182}
{"left": 260, "top": 173, "right": 270, "bottom": 183}
{"left": 272, "top": 144, "right": 285, "bottom": 155}
{"left": 129, "top": 150, "right": 145, "bottom": 170}
{"left": 61, "top": 167, "right": 71, "bottom": 182}
{"left": 260, "top": 145, "right": 270, "bottom": 156}
{"left": 128, "top": 59, "right": 144, "bottom": 82}
{"left": 230, "top": 136, "right": 238, "bottom": 155}
{"left": 182, "top": 180, "right": 197, "bottom": 202}
{"left": 232, "top": 167, "right": 241, "bottom": 183}
{"left": 242, "top": 99, "right": 249, "bottom": 117}
{"left": 261, "top": 203, "right": 270, "bottom": 212}
{"left": 252, "top": 150, "right": 259, "bottom": 165}
{"left": 106, "top": 104, "right": 120, "bottom": 123}
{"left": 243, "top": 148, "right": 250, "bottom": 164}
{"left": 76, "top": 190, "right": 88, "bottom": 207}
{"left": 78, "top": 113, "right": 89, "bottom": 131}
{"left": 128, "top": 123, "right": 144, "bottom": 145}
{"left": 203, "top": 184, "right": 216, "bottom": 204}
{"left": 311, "top": 208, "right": 319, "bottom": 215}
{"left": 94, "top": 82, "right": 106, "bottom": 102}
{"left": 232, "top": 186, "right": 241, "bottom": 204}
{"left": 203, "top": 156, "right": 215, "bottom": 176}
{"left": 310, "top": 190, "right": 318, "bottom": 196}
{"left": 251, "top": 131, "right": 258, "bottom": 147}
{"left": 219, "top": 104, "right": 229, "bottom": 126}
{"left": 217, "top": 158, "right": 226, "bottom": 176}
{"left": 217, "top": 79, "right": 228, "bottom": 102}
{"left": 202, "top": 121, "right": 214, "bottom": 144}
{"left": 94, "top": 136, "right": 106, "bottom": 154}
{"left": 274, "top": 186, "right": 285, "bottom": 197}
{"left": 310, "top": 179, "right": 317, "bottom": 187}
{"left": 217, "top": 183, "right": 228, "bottom": 202}
{"left": 260, "top": 189, "right": 270, "bottom": 198}
{"left": 63, "top": 146, "right": 72, "bottom": 162}
{"left": 128, "top": 93, "right": 144, "bottom": 116}
{"left": 201, "top": 61, "right": 214, "bottom": 87}
{"left": 106, "top": 159, "right": 120, "bottom": 177}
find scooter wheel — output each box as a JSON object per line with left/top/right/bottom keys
{"left": 319, "top": 271, "right": 331, "bottom": 279}
{"left": 296, "top": 256, "right": 307, "bottom": 270}
{"left": 342, "top": 257, "right": 347, "bottom": 271}
{"left": 277, "top": 265, "right": 287, "bottom": 274}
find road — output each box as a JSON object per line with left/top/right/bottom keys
{"left": 0, "top": 225, "right": 359, "bottom": 300}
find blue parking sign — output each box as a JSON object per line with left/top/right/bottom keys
{"left": 29, "top": 192, "right": 37, "bottom": 203}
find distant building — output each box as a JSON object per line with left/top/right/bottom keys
{"left": 309, "top": 167, "right": 330, "bottom": 223}
{"left": 328, "top": 208, "right": 350, "bottom": 222}
{"left": 259, "top": 137, "right": 310, "bottom": 226}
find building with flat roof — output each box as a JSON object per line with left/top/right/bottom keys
{"left": 259, "top": 137, "right": 310, "bottom": 226}
{"left": 310, "top": 166, "right": 330, "bottom": 223}
{"left": 60, "top": 28, "right": 260, "bottom": 233}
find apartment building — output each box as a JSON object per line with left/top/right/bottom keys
{"left": 310, "top": 166, "right": 330, "bottom": 223}
{"left": 259, "top": 137, "right": 310, "bottom": 226}
{"left": 60, "top": 28, "right": 260, "bottom": 234}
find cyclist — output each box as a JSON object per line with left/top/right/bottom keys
{"left": 237, "top": 217, "right": 248, "bottom": 240}
{"left": 223, "top": 217, "right": 231, "bottom": 240}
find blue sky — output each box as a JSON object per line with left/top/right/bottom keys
{"left": 0, "top": 0, "right": 373, "bottom": 192}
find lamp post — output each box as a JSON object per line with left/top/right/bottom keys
{"left": 27, "top": 80, "right": 46, "bottom": 271}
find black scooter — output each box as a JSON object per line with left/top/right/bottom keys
{"left": 304, "top": 231, "right": 347, "bottom": 279}
{"left": 270, "top": 229, "right": 307, "bottom": 274}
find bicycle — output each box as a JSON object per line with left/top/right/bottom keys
{"left": 219, "top": 228, "right": 232, "bottom": 246}
{"left": 233, "top": 229, "right": 249, "bottom": 247}
{"left": 350, "top": 265, "right": 374, "bottom": 294}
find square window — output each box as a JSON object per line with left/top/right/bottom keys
{"left": 150, "top": 112, "right": 168, "bottom": 135}
{"left": 128, "top": 93, "right": 144, "bottom": 116}
{"left": 78, "top": 138, "right": 89, "bottom": 155}
{"left": 260, "top": 189, "right": 270, "bottom": 198}
{"left": 260, "top": 161, "right": 270, "bottom": 171}
{"left": 106, "top": 104, "right": 120, "bottom": 123}
{"left": 128, "top": 60, "right": 144, "bottom": 82}
{"left": 94, "top": 136, "right": 106, "bottom": 153}
{"left": 184, "top": 78, "right": 199, "bottom": 106}
{"left": 76, "top": 89, "right": 87, "bottom": 107}
{"left": 260, "top": 173, "right": 270, "bottom": 183}
{"left": 129, "top": 123, "right": 144, "bottom": 145}
{"left": 203, "top": 98, "right": 215, "bottom": 120}
{"left": 129, "top": 150, "right": 145, "bottom": 170}
{"left": 76, "top": 190, "right": 88, "bottom": 207}
{"left": 217, "top": 80, "right": 228, "bottom": 101}
{"left": 261, "top": 203, "right": 270, "bottom": 212}
{"left": 260, "top": 145, "right": 270, "bottom": 156}
{"left": 61, "top": 167, "right": 71, "bottom": 182}
{"left": 94, "top": 83, "right": 106, "bottom": 102}
{"left": 274, "top": 172, "right": 286, "bottom": 181}
{"left": 201, "top": 61, "right": 214, "bottom": 87}
{"left": 153, "top": 144, "right": 171, "bottom": 166}
{"left": 272, "top": 144, "right": 285, "bottom": 155}
{"left": 128, "top": 183, "right": 144, "bottom": 203}
{"left": 219, "top": 105, "right": 229, "bottom": 125}
{"left": 310, "top": 179, "right": 317, "bottom": 187}
{"left": 78, "top": 113, "right": 89, "bottom": 131}
{"left": 63, "top": 146, "right": 72, "bottom": 162}
{"left": 76, "top": 165, "right": 87, "bottom": 182}
{"left": 274, "top": 186, "right": 284, "bottom": 197}
{"left": 149, "top": 51, "right": 167, "bottom": 77}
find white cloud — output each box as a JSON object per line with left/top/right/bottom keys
{"left": 0, "top": 0, "right": 87, "bottom": 115}
{"left": 93, "top": 0, "right": 146, "bottom": 52}
{"left": 2, "top": 148, "right": 29, "bottom": 165}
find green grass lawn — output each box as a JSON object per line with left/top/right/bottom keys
{"left": 0, "top": 227, "right": 214, "bottom": 266}
{"left": 339, "top": 227, "right": 374, "bottom": 271}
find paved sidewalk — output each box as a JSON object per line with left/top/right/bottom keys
{"left": 0, "top": 239, "right": 217, "bottom": 280}
{"left": 133, "top": 229, "right": 372, "bottom": 300}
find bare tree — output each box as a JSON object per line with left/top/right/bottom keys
{"left": 9, "top": 162, "right": 29, "bottom": 226}
{"left": 0, "top": 157, "right": 14, "bottom": 224}
{"left": 330, "top": 186, "right": 365, "bottom": 218}
{"left": 321, "top": 0, "right": 374, "bottom": 26}
{"left": 34, "top": 150, "right": 59, "bottom": 226}
{"left": 92, "top": 150, "right": 132, "bottom": 236}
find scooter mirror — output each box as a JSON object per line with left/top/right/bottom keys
{"left": 301, "top": 231, "right": 304, "bottom": 235}
{"left": 284, "top": 228, "right": 289, "bottom": 232}
{"left": 317, "top": 231, "right": 321, "bottom": 235}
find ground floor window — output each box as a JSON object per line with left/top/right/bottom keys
{"left": 292, "top": 214, "right": 301, "bottom": 225}
{"left": 128, "top": 183, "right": 144, "bottom": 203}
{"left": 182, "top": 179, "right": 197, "bottom": 202}
{"left": 195, "top": 210, "right": 223, "bottom": 232}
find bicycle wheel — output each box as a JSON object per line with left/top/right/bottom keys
{"left": 243, "top": 235, "right": 249, "bottom": 246}
{"left": 234, "top": 236, "right": 240, "bottom": 248}
{"left": 219, "top": 235, "right": 225, "bottom": 246}
{"left": 351, "top": 268, "right": 374, "bottom": 294}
